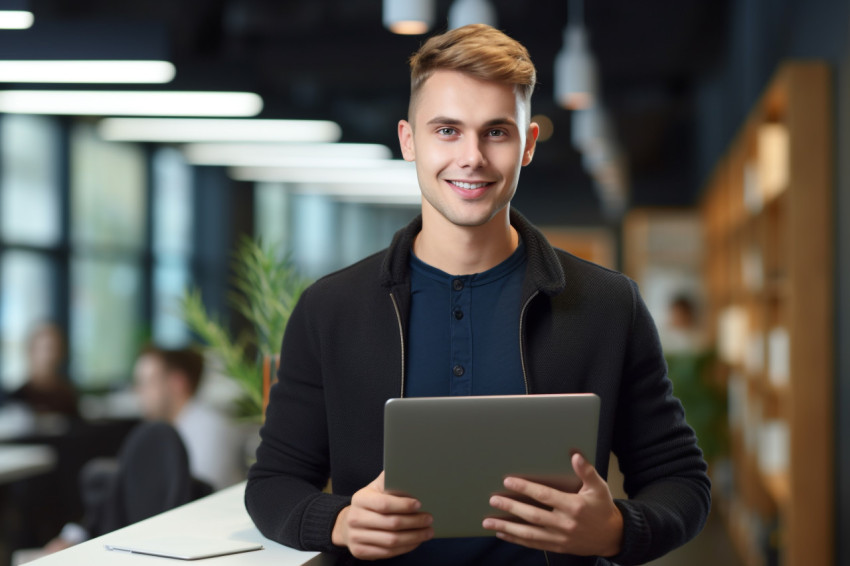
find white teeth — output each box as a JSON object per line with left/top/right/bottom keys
{"left": 453, "top": 181, "right": 489, "bottom": 189}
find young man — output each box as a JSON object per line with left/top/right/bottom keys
{"left": 246, "top": 24, "right": 710, "bottom": 565}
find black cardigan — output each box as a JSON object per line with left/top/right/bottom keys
{"left": 246, "top": 209, "right": 710, "bottom": 565}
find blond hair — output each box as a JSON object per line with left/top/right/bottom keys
{"left": 408, "top": 24, "right": 537, "bottom": 117}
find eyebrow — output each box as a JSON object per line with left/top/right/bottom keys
{"left": 425, "top": 116, "right": 518, "bottom": 128}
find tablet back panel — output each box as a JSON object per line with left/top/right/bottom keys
{"left": 383, "top": 393, "right": 600, "bottom": 538}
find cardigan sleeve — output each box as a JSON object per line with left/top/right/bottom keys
{"left": 244, "top": 286, "right": 352, "bottom": 552}
{"left": 607, "top": 280, "right": 711, "bottom": 565}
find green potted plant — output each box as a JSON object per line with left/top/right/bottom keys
{"left": 180, "top": 236, "right": 310, "bottom": 420}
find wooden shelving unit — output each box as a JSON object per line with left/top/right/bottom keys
{"left": 701, "top": 62, "right": 834, "bottom": 566}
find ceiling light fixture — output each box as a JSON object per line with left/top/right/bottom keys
{"left": 98, "top": 118, "right": 340, "bottom": 143}
{"left": 231, "top": 162, "right": 422, "bottom": 205}
{"left": 0, "top": 10, "right": 32, "bottom": 29}
{"left": 293, "top": 183, "right": 421, "bottom": 206}
{"left": 0, "top": 90, "right": 262, "bottom": 117}
{"left": 0, "top": 60, "right": 176, "bottom": 84}
{"left": 554, "top": 0, "right": 598, "bottom": 110}
{"left": 448, "top": 0, "right": 497, "bottom": 29}
{"left": 230, "top": 161, "right": 418, "bottom": 186}
{"left": 383, "top": 0, "right": 435, "bottom": 35}
{"left": 182, "top": 143, "right": 392, "bottom": 166}
{"left": 233, "top": 163, "right": 422, "bottom": 206}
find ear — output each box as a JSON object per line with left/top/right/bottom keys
{"left": 398, "top": 119, "right": 416, "bottom": 162}
{"left": 521, "top": 122, "right": 539, "bottom": 166}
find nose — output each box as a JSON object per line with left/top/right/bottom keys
{"left": 457, "top": 137, "right": 487, "bottom": 169}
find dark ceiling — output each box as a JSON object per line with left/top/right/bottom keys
{"left": 24, "top": 0, "right": 729, "bottom": 225}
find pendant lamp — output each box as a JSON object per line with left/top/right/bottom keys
{"left": 383, "top": 0, "right": 435, "bottom": 35}
{"left": 448, "top": 0, "right": 497, "bottom": 29}
{"left": 553, "top": 0, "right": 598, "bottom": 110}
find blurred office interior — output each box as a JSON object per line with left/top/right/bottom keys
{"left": 0, "top": 1, "right": 848, "bottom": 565}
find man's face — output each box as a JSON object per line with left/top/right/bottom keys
{"left": 133, "top": 354, "right": 171, "bottom": 420}
{"left": 399, "top": 70, "right": 538, "bottom": 229}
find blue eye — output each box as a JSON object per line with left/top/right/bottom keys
{"left": 437, "top": 127, "right": 456, "bottom": 136}
{"left": 488, "top": 129, "right": 506, "bottom": 137}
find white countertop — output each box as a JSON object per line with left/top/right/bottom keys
{"left": 26, "top": 482, "right": 322, "bottom": 565}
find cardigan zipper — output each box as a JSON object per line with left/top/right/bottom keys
{"left": 389, "top": 291, "right": 406, "bottom": 398}
{"left": 520, "top": 290, "right": 551, "bottom": 566}
{"left": 518, "top": 290, "right": 538, "bottom": 395}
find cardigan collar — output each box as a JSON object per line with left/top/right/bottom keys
{"left": 379, "top": 208, "right": 566, "bottom": 297}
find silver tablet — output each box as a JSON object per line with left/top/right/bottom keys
{"left": 384, "top": 393, "right": 600, "bottom": 538}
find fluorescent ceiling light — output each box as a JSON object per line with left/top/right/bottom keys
{"left": 295, "top": 183, "right": 421, "bottom": 205}
{"left": 258, "top": 181, "right": 421, "bottom": 206}
{"left": 230, "top": 161, "right": 417, "bottom": 186}
{"left": 0, "top": 10, "right": 33, "bottom": 29}
{"left": 182, "top": 143, "right": 392, "bottom": 167}
{"left": 0, "top": 90, "right": 262, "bottom": 116}
{"left": 99, "top": 118, "right": 340, "bottom": 142}
{"left": 237, "top": 162, "right": 422, "bottom": 206}
{"left": 0, "top": 60, "right": 176, "bottom": 84}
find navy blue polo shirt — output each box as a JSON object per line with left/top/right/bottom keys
{"left": 392, "top": 239, "right": 546, "bottom": 566}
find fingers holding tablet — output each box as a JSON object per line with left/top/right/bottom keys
{"left": 482, "top": 453, "right": 624, "bottom": 557}
{"left": 332, "top": 471, "right": 434, "bottom": 560}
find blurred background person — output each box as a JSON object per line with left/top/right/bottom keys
{"left": 9, "top": 322, "right": 78, "bottom": 418}
{"left": 32, "top": 345, "right": 243, "bottom": 560}
{"left": 664, "top": 294, "right": 706, "bottom": 354}
{"left": 132, "top": 345, "right": 244, "bottom": 491}
{"left": 662, "top": 294, "right": 726, "bottom": 466}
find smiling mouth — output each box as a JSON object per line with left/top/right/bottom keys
{"left": 449, "top": 180, "right": 493, "bottom": 190}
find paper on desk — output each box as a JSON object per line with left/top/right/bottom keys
{"left": 105, "top": 536, "right": 263, "bottom": 561}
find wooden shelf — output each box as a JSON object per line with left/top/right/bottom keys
{"left": 762, "top": 470, "right": 791, "bottom": 508}
{"left": 702, "top": 62, "right": 834, "bottom": 566}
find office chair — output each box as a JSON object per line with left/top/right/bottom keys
{"left": 96, "top": 421, "right": 211, "bottom": 534}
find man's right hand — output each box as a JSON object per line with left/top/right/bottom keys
{"left": 331, "top": 471, "right": 434, "bottom": 560}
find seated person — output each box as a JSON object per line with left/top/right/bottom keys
{"left": 133, "top": 346, "right": 245, "bottom": 491}
{"left": 9, "top": 322, "right": 78, "bottom": 418}
{"left": 41, "top": 346, "right": 244, "bottom": 554}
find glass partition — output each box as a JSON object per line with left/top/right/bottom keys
{"left": 70, "top": 123, "right": 146, "bottom": 250}
{"left": 69, "top": 123, "right": 146, "bottom": 385}
{"left": 151, "top": 147, "right": 193, "bottom": 346}
{"left": 0, "top": 115, "right": 61, "bottom": 246}
{"left": 70, "top": 256, "right": 141, "bottom": 386}
{"left": 0, "top": 252, "right": 55, "bottom": 388}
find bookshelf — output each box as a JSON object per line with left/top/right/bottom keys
{"left": 701, "top": 62, "right": 833, "bottom": 566}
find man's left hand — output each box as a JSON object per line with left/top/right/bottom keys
{"left": 482, "top": 452, "right": 623, "bottom": 557}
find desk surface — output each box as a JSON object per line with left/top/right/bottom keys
{"left": 0, "top": 444, "right": 56, "bottom": 484}
{"left": 27, "top": 482, "right": 322, "bottom": 566}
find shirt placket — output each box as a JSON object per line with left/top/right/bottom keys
{"left": 449, "top": 276, "right": 472, "bottom": 395}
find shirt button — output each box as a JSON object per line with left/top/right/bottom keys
{"left": 453, "top": 365, "right": 465, "bottom": 377}
{"left": 454, "top": 309, "right": 464, "bottom": 320}
{"left": 453, "top": 279, "right": 464, "bottom": 291}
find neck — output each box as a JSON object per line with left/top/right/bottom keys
{"left": 167, "top": 396, "right": 190, "bottom": 424}
{"left": 414, "top": 207, "right": 518, "bottom": 275}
